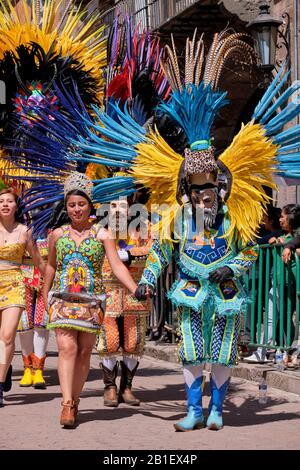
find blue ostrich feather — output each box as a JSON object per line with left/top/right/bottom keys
{"left": 274, "top": 125, "right": 300, "bottom": 145}
{"left": 72, "top": 101, "right": 146, "bottom": 167}
{"left": 252, "top": 67, "right": 300, "bottom": 180}
{"left": 92, "top": 176, "right": 136, "bottom": 202}
{"left": 157, "top": 83, "right": 228, "bottom": 148}
{"left": 252, "top": 66, "right": 290, "bottom": 120}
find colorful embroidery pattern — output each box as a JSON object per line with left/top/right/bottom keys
{"left": 48, "top": 225, "right": 105, "bottom": 333}
{"left": 0, "top": 242, "right": 26, "bottom": 310}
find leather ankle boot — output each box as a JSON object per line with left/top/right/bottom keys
{"left": 119, "top": 361, "right": 140, "bottom": 406}
{"left": 60, "top": 400, "right": 76, "bottom": 428}
{"left": 73, "top": 398, "right": 80, "bottom": 419}
{"left": 101, "top": 362, "right": 119, "bottom": 407}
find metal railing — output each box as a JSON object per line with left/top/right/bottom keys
{"left": 243, "top": 245, "right": 300, "bottom": 350}
{"left": 148, "top": 245, "right": 300, "bottom": 350}
{"left": 100, "top": 0, "right": 198, "bottom": 31}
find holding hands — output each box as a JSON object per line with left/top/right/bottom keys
{"left": 135, "top": 284, "right": 154, "bottom": 301}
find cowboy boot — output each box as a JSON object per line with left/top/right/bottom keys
{"left": 60, "top": 399, "right": 76, "bottom": 428}
{"left": 101, "top": 362, "right": 119, "bottom": 407}
{"left": 206, "top": 377, "right": 230, "bottom": 430}
{"left": 31, "top": 353, "right": 46, "bottom": 389}
{"left": 118, "top": 360, "right": 140, "bottom": 406}
{"left": 174, "top": 377, "right": 205, "bottom": 431}
{"left": 19, "top": 355, "right": 33, "bottom": 387}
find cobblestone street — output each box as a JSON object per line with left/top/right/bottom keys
{"left": 1, "top": 334, "right": 300, "bottom": 450}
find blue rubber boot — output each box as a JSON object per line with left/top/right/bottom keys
{"left": 207, "top": 377, "right": 230, "bottom": 430}
{"left": 174, "top": 377, "right": 205, "bottom": 431}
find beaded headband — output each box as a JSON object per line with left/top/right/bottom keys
{"left": 64, "top": 172, "right": 93, "bottom": 199}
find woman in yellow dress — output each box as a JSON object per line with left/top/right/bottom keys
{"left": 0, "top": 188, "right": 45, "bottom": 407}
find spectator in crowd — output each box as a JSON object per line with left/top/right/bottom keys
{"left": 246, "top": 204, "right": 300, "bottom": 365}
{"left": 242, "top": 205, "right": 282, "bottom": 356}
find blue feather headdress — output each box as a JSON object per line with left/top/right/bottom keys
{"left": 5, "top": 82, "right": 142, "bottom": 237}
{"left": 158, "top": 29, "right": 255, "bottom": 180}
{"left": 253, "top": 65, "right": 300, "bottom": 179}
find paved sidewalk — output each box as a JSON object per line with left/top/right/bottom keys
{"left": 1, "top": 333, "right": 300, "bottom": 450}
{"left": 144, "top": 343, "right": 300, "bottom": 395}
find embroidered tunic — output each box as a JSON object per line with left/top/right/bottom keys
{"left": 48, "top": 225, "right": 105, "bottom": 334}
{"left": 97, "top": 235, "right": 152, "bottom": 357}
{"left": 140, "top": 206, "right": 258, "bottom": 366}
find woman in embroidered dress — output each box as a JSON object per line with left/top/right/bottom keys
{"left": 43, "top": 187, "right": 139, "bottom": 428}
{"left": 0, "top": 188, "right": 45, "bottom": 407}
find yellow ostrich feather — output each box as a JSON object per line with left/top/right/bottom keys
{"left": 131, "top": 128, "right": 184, "bottom": 239}
{"left": 0, "top": 150, "right": 31, "bottom": 189}
{"left": 219, "top": 121, "right": 278, "bottom": 245}
{"left": 85, "top": 162, "right": 109, "bottom": 181}
{"left": 0, "top": 0, "right": 106, "bottom": 97}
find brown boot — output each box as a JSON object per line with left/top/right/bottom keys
{"left": 101, "top": 362, "right": 119, "bottom": 407}
{"left": 73, "top": 398, "right": 80, "bottom": 419}
{"left": 119, "top": 360, "right": 140, "bottom": 406}
{"left": 60, "top": 400, "right": 76, "bottom": 428}
{"left": 30, "top": 353, "right": 46, "bottom": 389}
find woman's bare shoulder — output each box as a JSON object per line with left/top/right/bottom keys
{"left": 18, "top": 223, "right": 28, "bottom": 234}
{"left": 51, "top": 227, "right": 64, "bottom": 242}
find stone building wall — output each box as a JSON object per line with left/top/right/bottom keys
{"left": 218, "top": 0, "right": 300, "bottom": 206}
{"left": 272, "top": 0, "right": 300, "bottom": 206}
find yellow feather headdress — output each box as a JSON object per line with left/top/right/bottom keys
{"left": 0, "top": 0, "right": 107, "bottom": 96}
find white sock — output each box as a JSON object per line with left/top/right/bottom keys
{"left": 183, "top": 364, "right": 204, "bottom": 388}
{"left": 19, "top": 330, "right": 34, "bottom": 357}
{"left": 211, "top": 364, "right": 231, "bottom": 389}
{"left": 102, "top": 357, "right": 117, "bottom": 371}
{"left": 123, "top": 356, "right": 138, "bottom": 371}
{"left": 33, "top": 328, "right": 49, "bottom": 358}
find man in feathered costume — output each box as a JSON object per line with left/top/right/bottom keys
{"left": 129, "top": 31, "right": 300, "bottom": 430}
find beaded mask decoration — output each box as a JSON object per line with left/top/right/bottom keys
{"left": 184, "top": 146, "right": 217, "bottom": 176}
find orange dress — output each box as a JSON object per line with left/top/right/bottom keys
{"left": 0, "top": 242, "right": 26, "bottom": 310}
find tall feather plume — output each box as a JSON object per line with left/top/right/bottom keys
{"left": 161, "top": 34, "right": 182, "bottom": 91}
{"left": 203, "top": 30, "right": 256, "bottom": 89}
{"left": 161, "top": 28, "right": 255, "bottom": 92}
{"left": 185, "top": 29, "right": 205, "bottom": 88}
